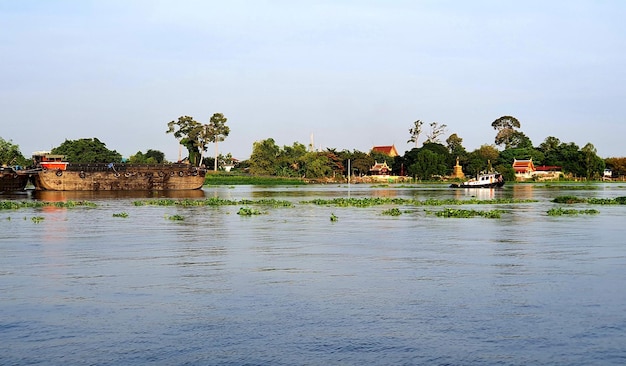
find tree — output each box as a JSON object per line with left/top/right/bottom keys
{"left": 52, "top": 138, "right": 122, "bottom": 163}
{"left": 581, "top": 143, "right": 604, "bottom": 179}
{"left": 299, "top": 152, "right": 332, "bottom": 178}
{"left": 605, "top": 157, "right": 626, "bottom": 177}
{"left": 349, "top": 150, "right": 374, "bottom": 177}
{"left": 166, "top": 116, "right": 203, "bottom": 166}
{"left": 129, "top": 149, "right": 166, "bottom": 164}
{"left": 248, "top": 138, "right": 280, "bottom": 175}
{"left": 507, "top": 131, "right": 533, "bottom": 149}
{"left": 407, "top": 120, "right": 424, "bottom": 148}
{"left": 145, "top": 149, "right": 166, "bottom": 163}
{"left": 205, "top": 113, "right": 230, "bottom": 171}
{"left": 491, "top": 115, "right": 521, "bottom": 149}
{"left": 465, "top": 144, "right": 500, "bottom": 176}
{"left": 446, "top": 133, "right": 466, "bottom": 156}
{"left": 424, "top": 122, "right": 447, "bottom": 144}
{"left": 408, "top": 149, "right": 447, "bottom": 180}
{"left": 0, "top": 137, "right": 28, "bottom": 167}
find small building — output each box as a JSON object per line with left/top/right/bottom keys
{"left": 534, "top": 165, "right": 563, "bottom": 180}
{"left": 371, "top": 145, "right": 399, "bottom": 157}
{"left": 370, "top": 161, "right": 391, "bottom": 175}
{"left": 513, "top": 158, "right": 535, "bottom": 181}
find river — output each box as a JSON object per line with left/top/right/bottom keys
{"left": 1, "top": 183, "right": 625, "bottom": 365}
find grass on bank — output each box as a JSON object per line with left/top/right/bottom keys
{"left": 204, "top": 172, "right": 306, "bottom": 186}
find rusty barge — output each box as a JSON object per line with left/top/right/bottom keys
{"left": 32, "top": 153, "right": 206, "bottom": 191}
{"left": 0, "top": 166, "right": 33, "bottom": 192}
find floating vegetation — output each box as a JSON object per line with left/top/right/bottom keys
{"left": 381, "top": 208, "right": 402, "bottom": 216}
{"left": 31, "top": 216, "right": 45, "bottom": 223}
{"left": 540, "top": 184, "right": 599, "bottom": 190}
{"left": 112, "top": 212, "right": 129, "bottom": 218}
{"left": 237, "top": 207, "right": 265, "bottom": 216}
{"left": 134, "top": 197, "right": 292, "bottom": 207}
{"left": 301, "top": 197, "right": 535, "bottom": 207}
{"left": 552, "top": 196, "right": 587, "bottom": 204}
{"left": 0, "top": 200, "right": 97, "bottom": 210}
{"left": 552, "top": 196, "right": 626, "bottom": 205}
{"left": 587, "top": 197, "right": 626, "bottom": 205}
{"left": 547, "top": 208, "right": 600, "bottom": 216}
{"left": 429, "top": 208, "right": 504, "bottom": 219}
{"left": 166, "top": 214, "right": 185, "bottom": 221}
{"left": 238, "top": 199, "right": 293, "bottom": 207}
{"left": 330, "top": 213, "right": 338, "bottom": 222}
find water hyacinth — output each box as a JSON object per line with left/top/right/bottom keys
{"left": 0, "top": 200, "right": 97, "bottom": 210}
{"left": 430, "top": 208, "right": 504, "bottom": 219}
{"left": 547, "top": 208, "right": 600, "bottom": 216}
{"left": 381, "top": 208, "right": 402, "bottom": 216}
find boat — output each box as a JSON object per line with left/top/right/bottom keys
{"left": 449, "top": 171, "right": 505, "bottom": 189}
{"left": 31, "top": 152, "right": 206, "bottom": 191}
{"left": 0, "top": 166, "right": 32, "bottom": 192}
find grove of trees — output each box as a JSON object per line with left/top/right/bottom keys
{"left": 1, "top": 114, "right": 622, "bottom": 181}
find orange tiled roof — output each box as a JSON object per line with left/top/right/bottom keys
{"left": 371, "top": 145, "right": 399, "bottom": 157}
{"left": 513, "top": 159, "right": 535, "bottom": 173}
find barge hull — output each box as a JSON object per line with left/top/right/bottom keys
{"left": 34, "top": 165, "right": 206, "bottom": 191}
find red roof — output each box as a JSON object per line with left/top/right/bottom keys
{"left": 513, "top": 159, "right": 535, "bottom": 173}
{"left": 371, "top": 145, "right": 399, "bottom": 157}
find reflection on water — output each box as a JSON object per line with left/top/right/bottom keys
{"left": 33, "top": 189, "right": 206, "bottom": 201}
{"left": 1, "top": 183, "right": 626, "bottom": 365}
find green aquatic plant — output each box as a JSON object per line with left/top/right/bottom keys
{"left": 547, "top": 208, "right": 600, "bottom": 216}
{"left": 134, "top": 197, "right": 292, "bottom": 208}
{"left": 237, "top": 207, "right": 264, "bottom": 216}
{"left": 0, "top": 200, "right": 97, "bottom": 210}
{"left": 301, "top": 197, "right": 536, "bottom": 207}
{"left": 31, "top": 216, "right": 45, "bottom": 223}
{"left": 166, "top": 214, "right": 185, "bottom": 221}
{"left": 552, "top": 196, "right": 587, "bottom": 204}
{"left": 113, "top": 212, "right": 129, "bottom": 218}
{"left": 381, "top": 208, "right": 402, "bottom": 216}
{"left": 330, "top": 213, "right": 338, "bottom": 222}
{"left": 429, "top": 208, "right": 503, "bottom": 219}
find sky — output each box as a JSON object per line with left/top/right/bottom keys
{"left": 2, "top": 0, "right": 626, "bottom": 161}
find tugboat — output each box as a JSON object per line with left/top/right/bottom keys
{"left": 449, "top": 171, "right": 505, "bottom": 189}
{"left": 31, "top": 152, "right": 206, "bottom": 191}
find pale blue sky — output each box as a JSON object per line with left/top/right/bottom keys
{"left": 2, "top": 0, "right": 625, "bottom": 161}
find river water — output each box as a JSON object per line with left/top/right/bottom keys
{"left": 1, "top": 184, "right": 625, "bottom": 365}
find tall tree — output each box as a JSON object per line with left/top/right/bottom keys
{"left": 248, "top": 138, "right": 280, "bottom": 175}
{"left": 407, "top": 120, "right": 424, "bottom": 148}
{"left": 491, "top": 115, "right": 521, "bottom": 149}
{"left": 166, "top": 116, "right": 203, "bottom": 166}
{"left": 424, "top": 122, "right": 447, "bottom": 144}
{"left": 581, "top": 143, "right": 604, "bottom": 179}
{"left": 446, "top": 133, "right": 465, "bottom": 156}
{"left": 206, "top": 113, "right": 230, "bottom": 171}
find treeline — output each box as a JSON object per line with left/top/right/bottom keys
{"left": 242, "top": 136, "right": 617, "bottom": 181}
{"left": 2, "top": 113, "right": 625, "bottom": 180}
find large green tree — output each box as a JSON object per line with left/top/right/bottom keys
{"left": 167, "top": 116, "right": 203, "bottom": 166}
{"left": 0, "top": 137, "right": 28, "bottom": 167}
{"left": 408, "top": 149, "right": 447, "bottom": 180}
{"left": 205, "top": 113, "right": 230, "bottom": 171}
{"left": 248, "top": 138, "right": 280, "bottom": 175}
{"left": 51, "top": 138, "right": 122, "bottom": 163}
{"left": 491, "top": 115, "right": 522, "bottom": 149}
